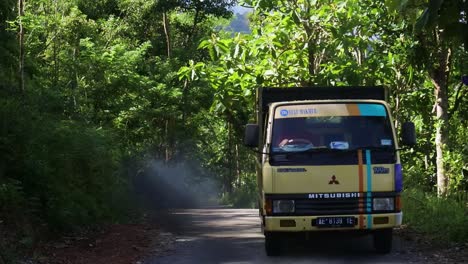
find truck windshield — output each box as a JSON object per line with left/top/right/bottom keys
{"left": 271, "top": 103, "right": 394, "bottom": 153}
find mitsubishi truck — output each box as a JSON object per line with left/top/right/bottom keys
{"left": 244, "top": 86, "right": 416, "bottom": 255}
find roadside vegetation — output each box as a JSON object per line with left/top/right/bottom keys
{"left": 0, "top": 0, "right": 467, "bottom": 262}
{"left": 403, "top": 188, "right": 468, "bottom": 243}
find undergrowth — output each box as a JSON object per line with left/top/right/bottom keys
{"left": 402, "top": 188, "right": 468, "bottom": 243}
{"left": 0, "top": 96, "right": 132, "bottom": 263}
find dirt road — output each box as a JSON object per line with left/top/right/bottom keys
{"left": 143, "top": 209, "right": 443, "bottom": 264}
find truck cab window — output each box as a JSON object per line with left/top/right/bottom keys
{"left": 271, "top": 106, "right": 394, "bottom": 154}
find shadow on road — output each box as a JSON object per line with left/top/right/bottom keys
{"left": 145, "top": 209, "right": 414, "bottom": 264}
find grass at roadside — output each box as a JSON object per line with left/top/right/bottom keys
{"left": 402, "top": 188, "right": 468, "bottom": 243}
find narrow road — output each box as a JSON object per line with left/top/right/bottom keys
{"left": 144, "top": 209, "right": 428, "bottom": 264}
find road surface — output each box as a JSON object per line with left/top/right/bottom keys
{"left": 144, "top": 208, "right": 427, "bottom": 264}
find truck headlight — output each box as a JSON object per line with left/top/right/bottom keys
{"left": 273, "top": 200, "right": 295, "bottom": 213}
{"left": 373, "top": 197, "right": 394, "bottom": 211}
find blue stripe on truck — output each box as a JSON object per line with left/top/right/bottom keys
{"left": 366, "top": 149, "right": 373, "bottom": 229}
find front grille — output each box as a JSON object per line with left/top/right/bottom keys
{"left": 294, "top": 198, "right": 369, "bottom": 216}
{"left": 266, "top": 192, "right": 398, "bottom": 216}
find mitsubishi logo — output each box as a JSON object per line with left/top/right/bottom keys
{"left": 329, "top": 175, "right": 340, "bottom": 184}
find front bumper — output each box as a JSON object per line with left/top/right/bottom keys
{"left": 264, "top": 212, "right": 402, "bottom": 232}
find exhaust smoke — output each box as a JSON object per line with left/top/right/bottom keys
{"left": 133, "top": 159, "right": 220, "bottom": 210}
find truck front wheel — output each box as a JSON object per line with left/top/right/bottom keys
{"left": 265, "top": 232, "right": 281, "bottom": 256}
{"left": 373, "top": 228, "right": 393, "bottom": 254}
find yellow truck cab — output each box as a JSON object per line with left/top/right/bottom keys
{"left": 244, "top": 86, "right": 416, "bottom": 256}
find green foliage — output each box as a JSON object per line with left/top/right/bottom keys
{"left": 0, "top": 180, "right": 26, "bottom": 217}
{"left": 220, "top": 173, "right": 258, "bottom": 208}
{"left": 0, "top": 0, "right": 238, "bottom": 245}
{"left": 0, "top": 0, "right": 17, "bottom": 91}
{"left": 403, "top": 188, "right": 468, "bottom": 242}
{"left": 180, "top": 0, "right": 468, "bottom": 201}
{"left": 0, "top": 95, "right": 129, "bottom": 231}
{"left": 192, "top": 0, "right": 468, "bottom": 243}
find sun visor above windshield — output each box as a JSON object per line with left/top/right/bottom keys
{"left": 274, "top": 103, "right": 387, "bottom": 119}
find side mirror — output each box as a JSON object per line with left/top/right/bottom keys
{"left": 244, "top": 124, "right": 259, "bottom": 148}
{"left": 401, "top": 122, "right": 416, "bottom": 146}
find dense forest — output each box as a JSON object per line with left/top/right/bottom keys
{"left": 0, "top": 0, "right": 467, "bottom": 260}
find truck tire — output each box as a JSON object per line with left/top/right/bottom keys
{"left": 265, "top": 232, "right": 281, "bottom": 256}
{"left": 373, "top": 228, "right": 393, "bottom": 254}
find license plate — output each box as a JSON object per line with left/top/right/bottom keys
{"left": 314, "top": 217, "right": 356, "bottom": 228}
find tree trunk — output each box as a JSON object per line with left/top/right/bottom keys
{"left": 394, "top": 93, "right": 400, "bottom": 129}
{"left": 165, "top": 118, "right": 170, "bottom": 163}
{"left": 0, "top": 113, "right": 5, "bottom": 181}
{"left": 181, "top": 79, "right": 188, "bottom": 125}
{"left": 307, "top": 37, "right": 315, "bottom": 85}
{"left": 300, "top": 1, "right": 316, "bottom": 86}
{"left": 235, "top": 143, "right": 241, "bottom": 188}
{"left": 18, "top": 0, "right": 25, "bottom": 92}
{"left": 162, "top": 11, "right": 171, "bottom": 59}
{"left": 431, "top": 46, "right": 450, "bottom": 197}
{"left": 185, "top": 9, "right": 200, "bottom": 49}
{"left": 71, "top": 45, "right": 78, "bottom": 114}
{"left": 227, "top": 122, "right": 233, "bottom": 194}
{"left": 53, "top": 1, "right": 59, "bottom": 88}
